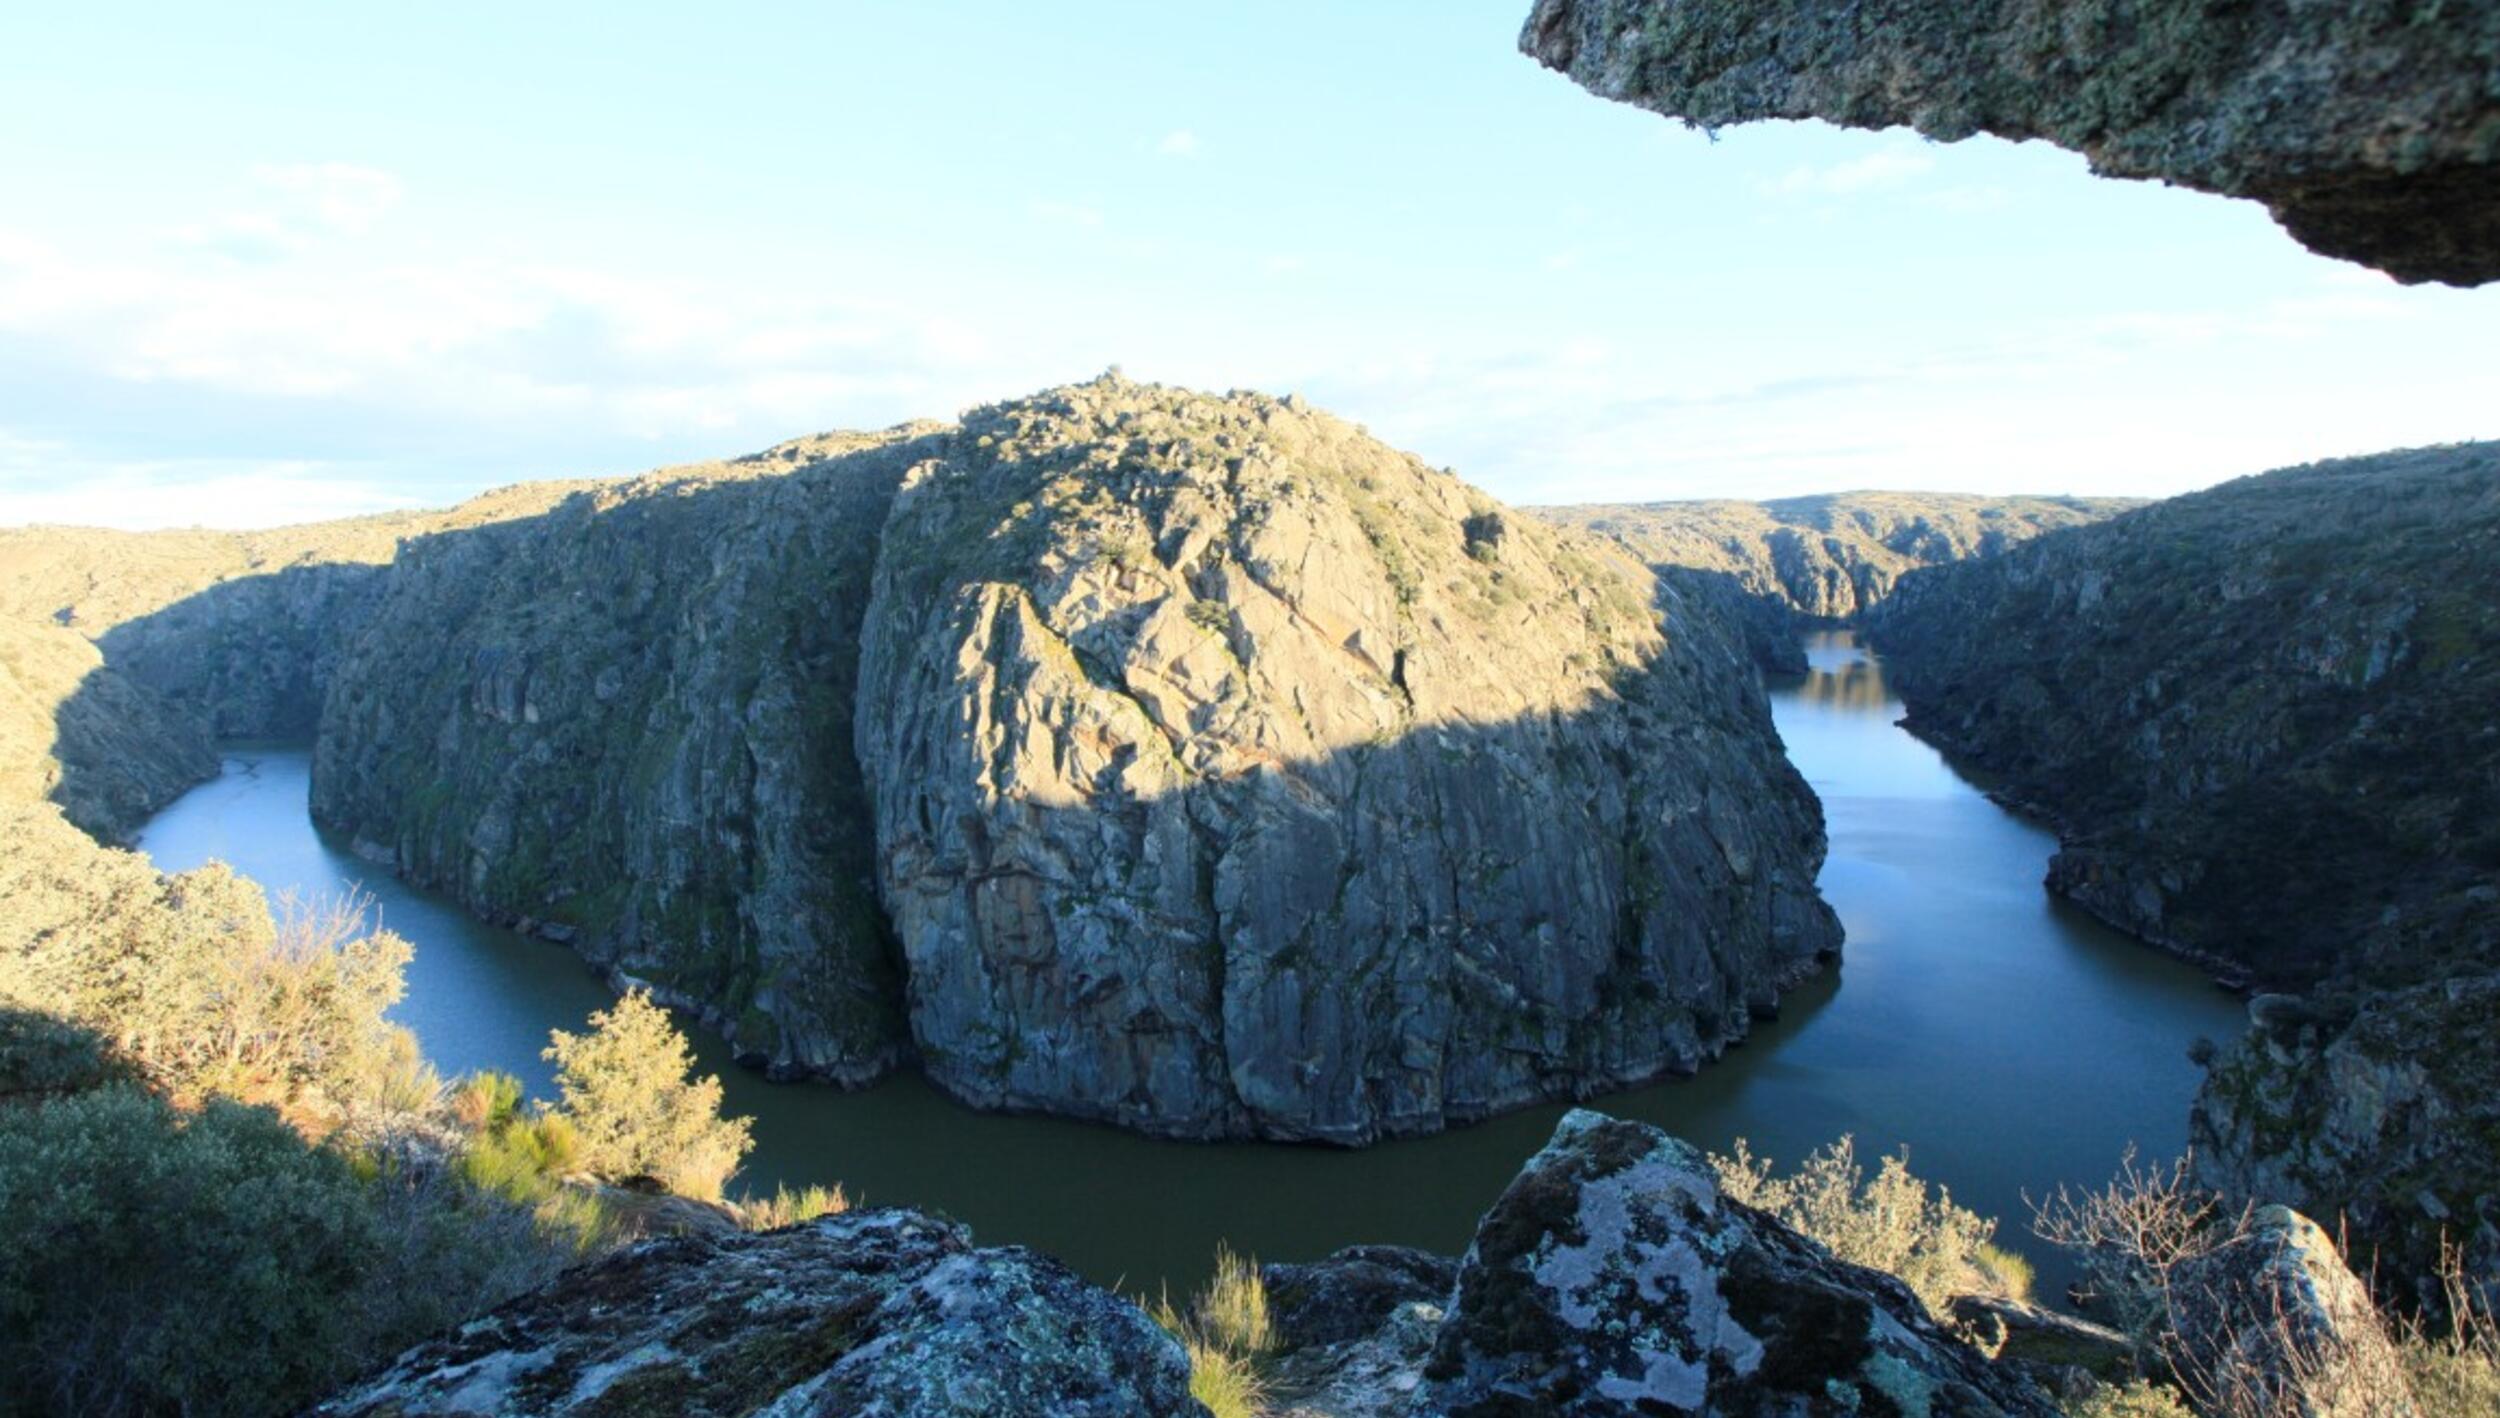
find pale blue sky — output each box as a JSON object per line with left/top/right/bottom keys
{"left": 3, "top": 1, "right": 2493, "bottom": 527}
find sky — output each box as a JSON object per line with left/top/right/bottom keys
{"left": 3, "top": 2, "right": 2494, "bottom": 529}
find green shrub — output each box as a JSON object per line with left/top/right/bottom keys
{"left": 0, "top": 1083, "right": 557, "bottom": 1418}
{"left": 545, "top": 989, "right": 754, "bottom": 1201}
{"left": 1709, "top": 1135, "right": 2023, "bottom": 1317}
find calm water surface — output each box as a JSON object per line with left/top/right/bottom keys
{"left": 138, "top": 631, "right": 2243, "bottom": 1295}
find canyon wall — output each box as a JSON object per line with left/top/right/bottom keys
{"left": 1538, "top": 492, "right": 2136, "bottom": 671}
{"left": 1863, "top": 441, "right": 2500, "bottom": 1292}
{"left": 298, "top": 376, "right": 1838, "bottom": 1139}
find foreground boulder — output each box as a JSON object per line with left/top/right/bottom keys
{"left": 1414, "top": 1110, "right": 2057, "bottom": 1415}
{"left": 1519, "top": 0, "right": 2500, "bottom": 286}
{"left": 2169, "top": 1206, "right": 2416, "bottom": 1417}
{"left": 312, "top": 1208, "right": 1203, "bottom": 1416}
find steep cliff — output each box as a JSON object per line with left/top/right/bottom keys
{"left": 0, "top": 486, "right": 586, "bottom": 744}
{"left": 1519, "top": 0, "right": 2500, "bottom": 286}
{"left": 312, "top": 432, "right": 940, "bottom": 1084}
{"left": 0, "top": 618, "right": 214, "bottom": 840}
{"left": 1538, "top": 492, "right": 2137, "bottom": 672}
{"left": 856, "top": 378, "right": 1838, "bottom": 1141}
{"left": 1863, "top": 441, "right": 2500, "bottom": 1292}
{"left": 306, "top": 376, "right": 1838, "bottom": 1139}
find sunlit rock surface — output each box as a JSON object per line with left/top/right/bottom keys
{"left": 1520, "top": 0, "right": 2500, "bottom": 285}
{"left": 856, "top": 378, "right": 1838, "bottom": 1140}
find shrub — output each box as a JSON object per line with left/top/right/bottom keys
{"left": 2029, "top": 1148, "right": 2246, "bottom": 1355}
{"left": 544, "top": 989, "right": 754, "bottom": 1201}
{"left": 1709, "top": 1135, "right": 2022, "bottom": 1317}
{"left": 0, "top": 1083, "right": 558, "bottom": 1417}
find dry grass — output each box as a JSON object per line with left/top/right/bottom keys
{"left": 1148, "top": 1243, "right": 1275, "bottom": 1418}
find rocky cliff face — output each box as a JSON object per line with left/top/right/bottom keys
{"left": 1519, "top": 0, "right": 2500, "bottom": 286}
{"left": 299, "top": 376, "right": 1839, "bottom": 1139}
{"left": 0, "top": 489, "right": 587, "bottom": 747}
{"left": 312, "top": 433, "right": 940, "bottom": 1084}
{"left": 855, "top": 379, "right": 1838, "bottom": 1141}
{"left": 1538, "top": 493, "right": 2136, "bottom": 672}
{"left": 1862, "top": 441, "right": 2500, "bottom": 1292}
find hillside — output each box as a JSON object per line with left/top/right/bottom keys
{"left": 1863, "top": 441, "right": 2500, "bottom": 1292}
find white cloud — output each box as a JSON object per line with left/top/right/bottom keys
{"left": 1155, "top": 129, "right": 1200, "bottom": 158}
{"left": 1757, "top": 145, "right": 1935, "bottom": 197}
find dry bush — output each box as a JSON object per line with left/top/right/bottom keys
{"left": 2030, "top": 1147, "right": 2249, "bottom": 1354}
{"left": 1712, "top": 1135, "right": 2021, "bottom": 1316}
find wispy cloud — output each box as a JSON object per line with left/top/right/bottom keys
{"left": 1155, "top": 129, "right": 1200, "bottom": 159}
{"left": 1756, "top": 145, "right": 1935, "bottom": 197}
{"left": 1028, "top": 198, "right": 1105, "bottom": 229}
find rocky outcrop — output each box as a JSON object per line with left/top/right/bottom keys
{"left": 1862, "top": 441, "right": 2500, "bottom": 1295}
{"left": 313, "top": 432, "right": 940, "bottom": 1084}
{"left": 2193, "top": 975, "right": 2500, "bottom": 1308}
{"left": 2169, "top": 1206, "right": 2416, "bottom": 1417}
{"left": 1413, "top": 1109, "right": 2058, "bottom": 1415}
{"left": 312, "top": 1208, "right": 1204, "bottom": 1417}
{"left": 1538, "top": 493, "right": 2136, "bottom": 672}
{"left": 1519, "top": 0, "right": 2500, "bottom": 286}
{"left": 856, "top": 379, "right": 1838, "bottom": 1141}
{"left": 300, "top": 376, "right": 1840, "bottom": 1140}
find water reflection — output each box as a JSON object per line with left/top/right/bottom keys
{"left": 137, "top": 632, "right": 2243, "bottom": 1297}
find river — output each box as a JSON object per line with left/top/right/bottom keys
{"left": 136, "top": 630, "right": 2244, "bottom": 1297}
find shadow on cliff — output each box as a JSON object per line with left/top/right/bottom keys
{"left": 47, "top": 465, "right": 1847, "bottom": 1144}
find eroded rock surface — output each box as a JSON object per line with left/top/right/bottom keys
{"left": 1415, "top": 1109, "right": 2057, "bottom": 1416}
{"left": 856, "top": 379, "right": 1838, "bottom": 1140}
{"left": 312, "top": 1208, "right": 1204, "bottom": 1417}
{"left": 1520, "top": 0, "right": 2500, "bottom": 285}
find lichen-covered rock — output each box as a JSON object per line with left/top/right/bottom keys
{"left": 313, "top": 433, "right": 940, "bottom": 1084}
{"left": 2193, "top": 974, "right": 2500, "bottom": 1310}
{"left": 1265, "top": 1246, "right": 1459, "bottom": 1352}
{"left": 2168, "top": 1206, "right": 2417, "bottom": 1418}
{"left": 856, "top": 377, "right": 1839, "bottom": 1141}
{"left": 1417, "top": 1109, "right": 2058, "bottom": 1416}
{"left": 1521, "top": 0, "right": 2500, "bottom": 286}
{"left": 1538, "top": 493, "right": 2137, "bottom": 672}
{"left": 312, "top": 1208, "right": 1205, "bottom": 1417}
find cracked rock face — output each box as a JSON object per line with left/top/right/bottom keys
{"left": 856, "top": 379, "right": 1839, "bottom": 1142}
{"left": 1520, "top": 0, "right": 2500, "bottom": 285}
{"left": 311, "top": 1209, "right": 1204, "bottom": 1417}
{"left": 1416, "top": 1110, "right": 2057, "bottom": 1416}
